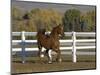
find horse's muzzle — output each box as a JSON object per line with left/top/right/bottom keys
{"left": 61, "top": 32, "right": 65, "bottom": 39}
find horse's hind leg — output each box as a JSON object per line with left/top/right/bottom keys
{"left": 37, "top": 44, "right": 42, "bottom": 57}
{"left": 37, "top": 44, "right": 44, "bottom": 63}
{"left": 37, "top": 43, "right": 44, "bottom": 57}
{"left": 55, "top": 49, "right": 62, "bottom": 63}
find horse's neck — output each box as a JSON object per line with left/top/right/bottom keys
{"left": 50, "top": 30, "right": 59, "bottom": 39}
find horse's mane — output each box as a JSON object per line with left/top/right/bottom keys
{"left": 37, "top": 28, "right": 46, "bottom": 34}
{"left": 50, "top": 25, "right": 60, "bottom": 35}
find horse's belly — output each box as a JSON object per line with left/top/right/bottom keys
{"left": 38, "top": 38, "right": 59, "bottom": 49}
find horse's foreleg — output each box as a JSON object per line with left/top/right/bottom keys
{"left": 46, "top": 49, "right": 52, "bottom": 64}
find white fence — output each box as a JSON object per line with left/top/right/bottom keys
{"left": 12, "top": 31, "right": 96, "bottom": 63}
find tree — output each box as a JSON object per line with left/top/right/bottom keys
{"left": 80, "top": 14, "right": 88, "bottom": 31}
{"left": 27, "top": 8, "right": 62, "bottom": 31}
{"left": 85, "top": 11, "right": 96, "bottom": 31}
{"left": 80, "top": 11, "right": 96, "bottom": 32}
{"left": 62, "top": 9, "right": 81, "bottom": 32}
{"left": 12, "top": 7, "right": 22, "bottom": 20}
{"left": 12, "top": 7, "right": 24, "bottom": 31}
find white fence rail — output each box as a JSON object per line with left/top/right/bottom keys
{"left": 12, "top": 31, "right": 96, "bottom": 63}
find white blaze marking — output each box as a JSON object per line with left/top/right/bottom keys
{"left": 40, "top": 47, "right": 45, "bottom": 58}
{"left": 48, "top": 49, "right": 52, "bottom": 60}
{"left": 41, "top": 47, "right": 45, "bottom": 52}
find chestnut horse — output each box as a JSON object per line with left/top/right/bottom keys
{"left": 37, "top": 24, "right": 64, "bottom": 63}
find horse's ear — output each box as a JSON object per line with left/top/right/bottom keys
{"left": 59, "top": 24, "right": 63, "bottom": 28}
{"left": 58, "top": 24, "right": 61, "bottom": 27}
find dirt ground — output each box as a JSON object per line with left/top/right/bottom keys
{"left": 11, "top": 55, "right": 96, "bottom": 74}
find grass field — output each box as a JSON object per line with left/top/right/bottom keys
{"left": 11, "top": 55, "right": 96, "bottom": 74}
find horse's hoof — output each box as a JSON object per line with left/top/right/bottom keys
{"left": 58, "top": 58, "right": 62, "bottom": 63}
{"left": 48, "top": 61, "right": 52, "bottom": 64}
{"left": 40, "top": 54, "right": 44, "bottom": 58}
{"left": 56, "top": 58, "right": 62, "bottom": 63}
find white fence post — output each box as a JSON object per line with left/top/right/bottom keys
{"left": 21, "top": 31, "right": 26, "bottom": 63}
{"left": 12, "top": 32, "right": 96, "bottom": 63}
{"left": 72, "top": 31, "right": 76, "bottom": 63}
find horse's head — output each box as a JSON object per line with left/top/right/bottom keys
{"left": 56, "top": 24, "right": 65, "bottom": 38}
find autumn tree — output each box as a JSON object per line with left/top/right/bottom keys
{"left": 79, "top": 11, "right": 96, "bottom": 32}
{"left": 12, "top": 7, "right": 96, "bottom": 32}
{"left": 12, "top": 7, "right": 22, "bottom": 20}
{"left": 27, "top": 8, "right": 62, "bottom": 31}
{"left": 85, "top": 11, "right": 96, "bottom": 31}
{"left": 12, "top": 7, "right": 23, "bottom": 31}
